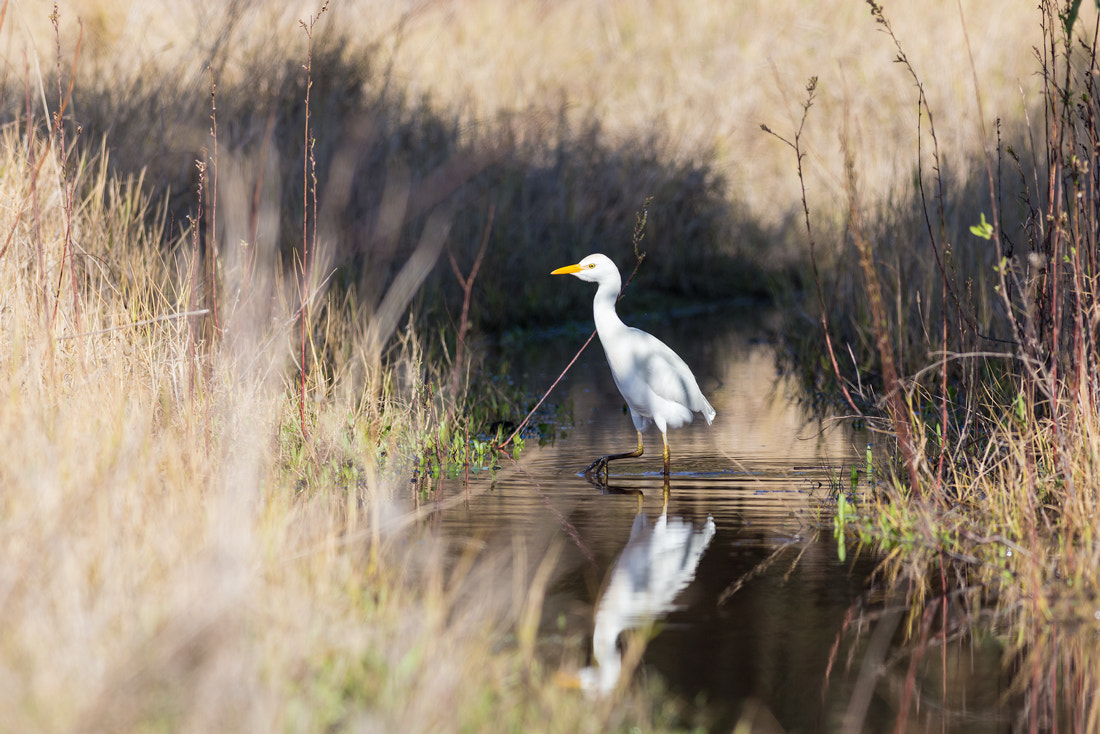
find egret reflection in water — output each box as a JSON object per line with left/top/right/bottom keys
{"left": 578, "top": 502, "right": 716, "bottom": 696}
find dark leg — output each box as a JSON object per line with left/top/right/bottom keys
{"left": 584, "top": 430, "right": 644, "bottom": 480}
{"left": 585, "top": 475, "right": 644, "bottom": 512}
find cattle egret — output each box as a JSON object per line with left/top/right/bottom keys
{"left": 551, "top": 254, "right": 715, "bottom": 477}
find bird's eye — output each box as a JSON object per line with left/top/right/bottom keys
{"left": 586, "top": 263, "right": 596, "bottom": 269}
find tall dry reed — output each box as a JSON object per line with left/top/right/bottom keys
{"left": 792, "top": 2, "right": 1100, "bottom": 729}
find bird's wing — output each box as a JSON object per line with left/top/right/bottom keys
{"left": 630, "top": 328, "right": 711, "bottom": 413}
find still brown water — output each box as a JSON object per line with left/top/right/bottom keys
{"left": 431, "top": 307, "right": 1015, "bottom": 732}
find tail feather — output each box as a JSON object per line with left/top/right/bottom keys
{"left": 700, "top": 398, "right": 716, "bottom": 425}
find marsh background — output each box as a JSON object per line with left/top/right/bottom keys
{"left": 0, "top": 1, "right": 1089, "bottom": 732}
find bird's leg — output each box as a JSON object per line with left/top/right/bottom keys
{"left": 587, "top": 473, "right": 644, "bottom": 509}
{"left": 584, "top": 430, "right": 644, "bottom": 480}
{"left": 661, "top": 474, "right": 670, "bottom": 514}
{"left": 661, "top": 432, "right": 671, "bottom": 476}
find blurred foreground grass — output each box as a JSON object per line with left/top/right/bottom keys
{"left": 0, "top": 123, "right": 685, "bottom": 732}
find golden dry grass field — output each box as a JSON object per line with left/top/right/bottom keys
{"left": 25, "top": 0, "right": 1047, "bottom": 215}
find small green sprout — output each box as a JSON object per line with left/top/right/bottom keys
{"left": 970, "top": 212, "right": 994, "bottom": 240}
{"left": 834, "top": 493, "right": 849, "bottom": 562}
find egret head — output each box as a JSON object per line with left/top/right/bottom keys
{"left": 550, "top": 253, "right": 619, "bottom": 284}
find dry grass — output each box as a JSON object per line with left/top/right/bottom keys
{"left": 369, "top": 0, "right": 1042, "bottom": 220}
{"left": 0, "top": 122, "right": 683, "bottom": 733}
{"left": 18, "top": 0, "right": 1048, "bottom": 202}
{"left": 14, "top": 1, "right": 1051, "bottom": 326}
{"left": 816, "top": 2, "right": 1100, "bottom": 729}
{"left": 0, "top": 14, "right": 680, "bottom": 727}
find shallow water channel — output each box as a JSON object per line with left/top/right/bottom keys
{"left": 428, "top": 307, "right": 1016, "bottom": 732}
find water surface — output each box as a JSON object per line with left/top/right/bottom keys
{"left": 433, "top": 307, "right": 1014, "bottom": 732}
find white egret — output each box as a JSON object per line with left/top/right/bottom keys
{"left": 551, "top": 254, "right": 716, "bottom": 477}
{"left": 578, "top": 509, "right": 716, "bottom": 696}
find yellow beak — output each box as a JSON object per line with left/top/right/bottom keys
{"left": 551, "top": 263, "right": 584, "bottom": 275}
{"left": 553, "top": 670, "right": 583, "bottom": 689}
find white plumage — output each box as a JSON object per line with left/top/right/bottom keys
{"left": 552, "top": 253, "right": 716, "bottom": 476}
{"left": 578, "top": 510, "right": 716, "bottom": 696}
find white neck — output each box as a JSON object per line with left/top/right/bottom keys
{"left": 592, "top": 275, "right": 624, "bottom": 337}
{"left": 589, "top": 618, "right": 623, "bottom": 694}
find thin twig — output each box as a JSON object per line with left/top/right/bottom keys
{"left": 762, "top": 78, "right": 863, "bottom": 416}
{"left": 496, "top": 329, "right": 599, "bottom": 451}
{"left": 447, "top": 203, "right": 494, "bottom": 401}
{"left": 297, "top": 2, "right": 329, "bottom": 440}
{"left": 208, "top": 79, "right": 221, "bottom": 333}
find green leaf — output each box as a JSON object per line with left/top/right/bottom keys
{"left": 969, "top": 212, "right": 994, "bottom": 240}
{"left": 834, "top": 494, "right": 848, "bottom": 563}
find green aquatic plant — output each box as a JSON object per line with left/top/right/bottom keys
{"left": 833, "top": 493, "right": 850, "bottom": 562}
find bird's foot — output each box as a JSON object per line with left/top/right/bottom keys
{"left": 583, "top": 442, "right": 643, "bottom": 481}
{"left": 583, "top": 455, "right": 610, "bottom": 481}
